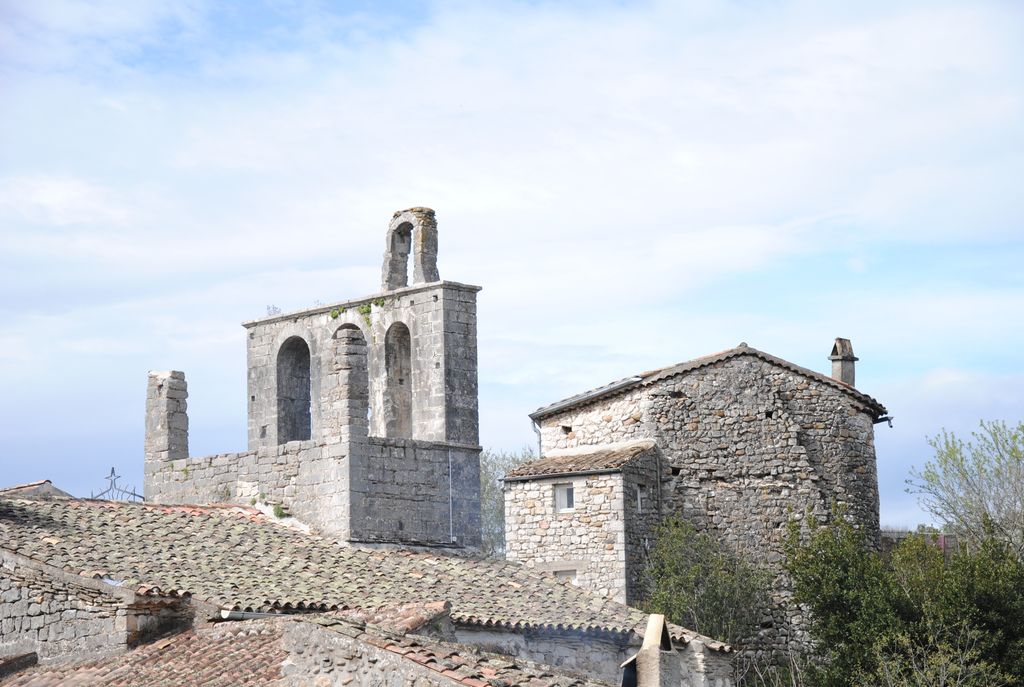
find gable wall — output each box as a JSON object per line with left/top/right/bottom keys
{"left": 537, "top": 386, "right": 649, "bottom": 451}
{"left": 648, "top": 355, "right": 880, "bottom": 651}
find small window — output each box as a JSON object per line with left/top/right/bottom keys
{"left": 637, "top": 485, "right": 646, "bottom": 512}
{"left": 560, "top": 425, "right": 572, "bottom": 435}
{"left": 554, "top": 483, "right": 575, "bottom": 512}
{"left": 554, "top": 569, "right": 577, "bottom": 584}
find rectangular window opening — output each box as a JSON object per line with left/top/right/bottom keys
{"left": 637, "top": 485, "right": 646, "bottom": 512}
{"left": 554, "top": 483, "right": 575, "bottom": 512}
{"left": 554, "top": 569, "right": 578, "bottom": 585}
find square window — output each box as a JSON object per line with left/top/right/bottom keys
{"left": 554, "top": 483, "right": 575, "bottom": 512}
{"left": 554, "top": 569, "right": 578, "bottom": 584}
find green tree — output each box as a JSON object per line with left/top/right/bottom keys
{"left": 908, "top": 420, "right": 1024, "bottom": 557}
{"left": 786, "top": 518, "right": 1022, "bottom": 687}
{"left": 643, "top": 517, "right": 769, "bottom": 646}
{"left": 785, "top": 515, "right": 899, "bottom": 686}
{"left": 478, "top": 446, "right": 534, "bottom": 557}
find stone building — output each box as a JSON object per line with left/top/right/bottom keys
{"left": 504, "top": 440, "right": 662, "bottom": 604}
{"left": 144, "top": 207, "right": 483, "bottom": 549}
{"left": 505, "top": 341, "right": 888, "bottom": 649}
{"left": 2, "top": 208, "right": 738, "bottom": 686}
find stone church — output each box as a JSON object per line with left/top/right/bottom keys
{"left": 504, "top": 338, "right": 888, "bottom": 651}
{"left": 0, "top": 209, "right": 737, "bottom": 686}
{"left": 144, "top": 207, "right": 483, "bottom": 548}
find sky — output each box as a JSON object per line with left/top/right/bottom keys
{"left": 0, "top": 0, "right": 1021, "bottom": 526}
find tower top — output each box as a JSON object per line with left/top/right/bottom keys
{"left": 382, "top": 207, "right": 439, "bottom": 291}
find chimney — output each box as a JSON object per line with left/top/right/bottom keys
{"left": 829, "top": 338, "right": 858, "bottom": 386}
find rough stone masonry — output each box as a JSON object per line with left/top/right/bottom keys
{"left": 144, "top": 208, "right": 482, "bottom": 549}
{"left": 507, "top": 341, "right": 887, "bottom": 653}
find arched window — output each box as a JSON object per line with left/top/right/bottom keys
{"left": 277, "top": 336, "right": 311, "bottom": 444}
{"left": 332, "top": 324, "right": 369, "bottom": 438}
{"left": 381, "top": 208, "right": 439, "bottom": 291}
{"left": 383, "top": 322, "right": 412, "bottom": 438}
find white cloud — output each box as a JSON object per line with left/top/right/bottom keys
{"left": 0, "top": 0, "right": 1021, "bottom": 507}
{"left": 0, "top": 175, "right": 130, "bottom": 227}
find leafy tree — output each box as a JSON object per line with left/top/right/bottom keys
{"left": 478, "top": 446, "right": 534, "bottom": 557}
{"left": 870, "top": 624, "right": 1009, "bottom": 687}
{"left": 643, "top": 517, "right": 769, "bottom": 646}
{"left": 908, "top": 420, "right": 1024, "bottom": 557}
{"left": 786, "top": 517, "right": 1023, "bottom": 687}
{"left": 785, "top": 515, "right": 899, "bottom": 686}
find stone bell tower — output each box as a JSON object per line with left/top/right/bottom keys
{"left": 145, "top": 208, "right": 482, "bottom": 549}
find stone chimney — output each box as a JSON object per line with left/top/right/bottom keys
{"left": 829, "top": 338, "right": 858, "bottom": 386}
{"left": 145, "top": 371, "right": 189, "bottom": 462}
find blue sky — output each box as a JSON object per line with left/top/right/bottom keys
{"left": 1, "top": 0, "right": 1022, "bottom": 526}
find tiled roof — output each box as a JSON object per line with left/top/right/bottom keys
{"left": 4, "top": 614, "right": 612, "bottom": 687}
{"left": 530, "top": 343, "right": 887, "bottom": 420}
{"left": 4, "top": 621, "right": 286, "bottom": 686}
{"left": 0, "top": 498, "right": 728, "bottom": 652}
{"left": 506, "top": 440, "right": 656, "bottom": 481}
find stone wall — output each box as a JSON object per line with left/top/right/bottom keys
{"left": 538, "top": 387, "right": 648, "bottom": 451}
{"left": 0, "top": 551, "right": 190, "bottom": 663}
{"left": 281, "top": 619, "right": 456, "bottom": 686}
{"left": 144, "top": 440, "right": 350, "bottom": 537}
{"left": 350, "top": 438, "right": 480, "bottom": 547}
{"left": 504, "top": 473, "right": 627, "bottom": 602}
{"left": 620, "top": 452, "right": 663, "bottom": 606}
{"left": 453, "top": 626, "right": 633, "bottom": 684}
{"left": 145, "top": 434, "right": 481, "bottom": 548}
{"left": 648, "top": 355, "right": 879, "bottom": 651}
{"left": 453, "top": 626, "right": 734, "bottom": 687}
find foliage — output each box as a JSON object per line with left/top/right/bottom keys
{"left": 785, "top": 515, "right": 899, "bottom": 684}
{"left": 356, "top": 304, "right": 372, "bottom": 316}
{"left": 643, "top": 517, "right": 770, "bottom": 646}
{"left": 478, "top": 446, "right": 535, "bottom": 557}
{"left": 785, "top": 516, "right": 1024, "bottom": 687}
{"left": 869, "top": 624, "right": 1009, "bottom": 687}
{"left": 733, "top": 654, "right": 808, "bottom": 687}
{"left": 273, "top": 503, "right": 287, "bottom": 518}
{"left": 908, "top": 420, "right": 1024, "bottom": 558}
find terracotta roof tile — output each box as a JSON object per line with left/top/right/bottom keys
{"left": 506, "top": 440, "right": 656, "bottom": 480}
{"left": 0, "top": 498, "right": 729, "bottom": 653}
{"left": 4, "top": 621, "right": 286, "bottom": 686}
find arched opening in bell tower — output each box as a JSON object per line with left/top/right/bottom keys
{"left": 277, "top": 336, "right": 312, "bottom": 444}
{"left": 383, "top": 322, "right": 413, "bottom": 438}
